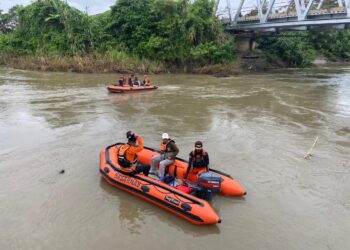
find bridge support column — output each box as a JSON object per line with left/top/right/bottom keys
{"left": 235, "top": 34, "right": 256, "bottom": 52}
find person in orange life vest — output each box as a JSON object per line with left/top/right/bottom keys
{"left": 150, "top": 133, "right": 179, "bottom": 179}
{"left": 143, "top": 75, "right": 151, "bottom": 86}
{"left": 118, "top": 75, "right": 126, "bottom": 86}
{"left": 117, "top": 131, "right": 150, "bottom": 176}
{"left": 184, "top": 141, "right": 209, "bottom": 184}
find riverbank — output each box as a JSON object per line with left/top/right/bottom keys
{"left": 0, "top": 54, "right": 165, "bottom": 74}
{"left": 0, "top": 53, "right": 347, "bottom": 76}
{"left": 0, "top": 54, "right": 275, "bottom": 75}
{"left": 0, "top": 54, "right": 245, "bottom": 75}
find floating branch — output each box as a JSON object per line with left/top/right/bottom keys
{"left": 304, "top": 136, "right": 319, "bottom": 159}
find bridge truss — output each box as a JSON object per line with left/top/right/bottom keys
{"left": 219, "top": 0, "right": 350, "bottom": 32}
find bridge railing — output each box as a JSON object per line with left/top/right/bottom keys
{"left": 236, "top": 7, "right": 347, "bottom": 23}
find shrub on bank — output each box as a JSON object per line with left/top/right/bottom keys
{"left": 0, "top": 0, "right": 235, "bottom": 71}
{"left": 309, "top": 30, "right": 350, "bottom": 60}
{"left": 257, "top": 33, "right": 316, "bottom": 67}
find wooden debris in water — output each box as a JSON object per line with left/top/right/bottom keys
{"left": 304, "top": 136, "right": 319, "bottom": 159}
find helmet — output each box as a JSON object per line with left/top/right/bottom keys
{"left": 126, "top": 131, "right": 136, "bottom": 142}
{"left": 126, "top": 131, "right": 133, "bottom": 139}
{"left": 162, "top": 133, "right": 169, "bottom": 139}
{"left": 195, "top": 141, "right": 203, "bottom": 148}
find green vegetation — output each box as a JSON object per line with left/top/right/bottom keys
{"left": 0, "top": 0, "right": 235, "bottom": 72}
{"left": 308, "top": 30, "right": 350, "bottom": 59}
{"left": 1, "top": 0, "right": 350, "bottom": 72}
{"left": 4, "top": 0, "right": 95, "bottom": 56}
{"left": 257, "top": 33, "right": 316, "bottom": 67}
{"left": 107, "top": 0, "right": 234, "bottom": 64}
{"left": 257, "top": 30, "right": 350, "bottom": 67}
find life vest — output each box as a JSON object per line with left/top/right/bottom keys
{"left": 187, "top": 168, "right": 207, "bottom": 183}
{"left": 117, "top": 144, "right": 137, "bottom": 173}
{"left": 160, "top": 140, "right": 175, "bottom": 153}
{"left": 191, "top": 150, "right": 207, "bottom": 168}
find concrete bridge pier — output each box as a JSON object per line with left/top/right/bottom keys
{"left": 235, "top": 33, "right": 256, "bottom": 52}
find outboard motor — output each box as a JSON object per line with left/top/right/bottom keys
{"left": 195, "top": 172, "right": 222, "bottom": 201}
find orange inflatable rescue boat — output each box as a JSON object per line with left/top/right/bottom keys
{"left": 107, "top": 84, "right": 158, "bottom": 93}
{"left": 100, "top": 143, "right": 246, "bottom": 225}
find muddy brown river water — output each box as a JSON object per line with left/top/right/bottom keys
{"left": 0, "top": 66, "right": 349, "bottom": 250}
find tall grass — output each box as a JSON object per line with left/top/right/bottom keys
{"left": 0, "top": 52, "right": 165, "bottom": 74}
{"left": 105, "top": 50, "right": 164, "bottom": 73}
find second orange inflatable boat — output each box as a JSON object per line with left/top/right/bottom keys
{"left": 107, "top": 84, "right": 158, "bottom": 93}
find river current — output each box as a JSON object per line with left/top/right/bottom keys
{"left": 0, "top": 66, "right": 349, "bottom": 250}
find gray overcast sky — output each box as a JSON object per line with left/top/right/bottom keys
{"left": 1, "top": 0, "right": 276, "bottom": 16}
{"left": 0, "top": 0, "right": 117, "bottom": 14}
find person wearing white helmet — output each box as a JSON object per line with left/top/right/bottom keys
{"left": 150, "top": 133, "right": 179, "bottom": 180}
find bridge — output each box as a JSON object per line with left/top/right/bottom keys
{"left": 218, "top": 0, "right": 350, "bottom": 32}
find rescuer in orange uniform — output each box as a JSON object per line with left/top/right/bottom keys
{"left": 117, "top": 131, "right": 150, "bottom": 176}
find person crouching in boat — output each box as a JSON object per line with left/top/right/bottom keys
{"left": 151, "top": 133, "right": 179, "bottom": 180}
{"left": 118, "top": 131, "right": 150, "bottom": 176}
{"left": 184, "top": 141, "right": 209, "bottom": 184}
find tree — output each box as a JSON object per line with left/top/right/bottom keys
{"left": 257, "top": 33, "right": 316, "bottom": 67}
{"left": 14, "top": 0, "right": 95, "bottom": 55}
{"left": 309, "top": 30, "right": 350, "bottom": 59}
{"left": 108, "top": 0, "right": 155, "bottom": 53}
{"left": 1, "top": 0, "right": 235, "bottom": 66}
{"left": 107, "top": 0, "right": 234, "bottom": 64}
